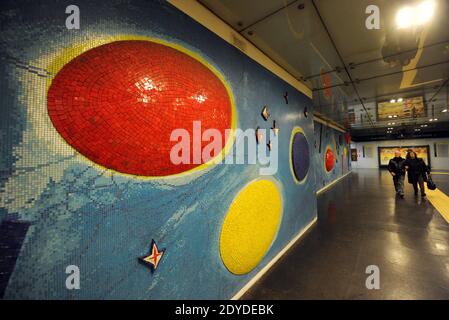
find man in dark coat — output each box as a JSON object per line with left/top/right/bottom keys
{"left": 388, "top": 150, "right": 405, "bottom": 198}
{"left": 403, "top": 151, "right": 430, "bottom": 197}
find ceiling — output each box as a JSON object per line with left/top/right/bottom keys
{"left": 198, "top": 0, "right": 449, "bottom": 140}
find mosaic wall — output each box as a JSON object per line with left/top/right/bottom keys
{"left": 0, "top": 0, "right": 317, "bottom": 299}
{"left": 310, "top": 40, "right": 352, "bottom": 190}
{"left": 313, "top": 122, "right": 351, "bottom": 192}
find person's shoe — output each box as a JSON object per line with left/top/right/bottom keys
{"left": 400, "top": 194, "right": 405, "bottom": 199}
{"left": 414, "top": 191, "right": 418, "bottom": 196}
{"left": 421, "top": 193, "right": 426, "bottom": 198}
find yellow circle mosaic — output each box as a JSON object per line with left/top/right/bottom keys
{"left": 220, "top": 179, "right": 282, "bottom": 275}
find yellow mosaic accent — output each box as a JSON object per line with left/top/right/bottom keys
{"left": 220, "top": 179, "right": 282, "bottom": 275}
{"left": 426, "top": 187, "right": 449, "bottom": 223}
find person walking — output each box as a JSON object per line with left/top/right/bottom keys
{"left": 403, "top": 150, "right": 431, "bottom": 197}
{"left": 388, "top": 150, "right": 405, "bottom": 198}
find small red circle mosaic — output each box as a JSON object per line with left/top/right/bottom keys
{"left": 325, "top": 148, "right": 335, "bottom": 172}
{"left": 47, "top": 40, "right": 233, "bottom": 176}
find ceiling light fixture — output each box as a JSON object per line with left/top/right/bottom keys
{"left": 443, "top": 109, "right": 448, "bottom": 113}
{"left": 396, "top": 7, "right": 414, "bottom": 29}
{"left": 390, "top": 99, "right": 396, "bottom": 103}
{"left": 397, "top": 98, "right": 403, "bottom": 102}
{"left": 416, "top": 0, "right": 436, "bottom": 25}
{"left": 396, "top": 1, "right": 436, "bottom": 29}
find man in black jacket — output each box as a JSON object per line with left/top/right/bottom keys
{"left": 388, "top": 151, "right": 405, "bottom": 198}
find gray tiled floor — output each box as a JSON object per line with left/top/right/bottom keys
{"left": 243, "top": 169, "right": 449, "bottom": 300}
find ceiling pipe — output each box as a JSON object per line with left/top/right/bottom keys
{"left": 313, "top": 60, "right": 449, "bottom": 91}
{"left": 303, "top": 39, "right": 449, "bottom": 81}
{"left": 238, "top": 0, "right": 299, "bottom": 33}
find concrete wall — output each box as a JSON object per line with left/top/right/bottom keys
{"left": 351, "top": 138, "right": 449, "bottom": 170}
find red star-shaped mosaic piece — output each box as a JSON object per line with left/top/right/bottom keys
{"left": 139, "top": 240, "right": 165, "bottom": 272}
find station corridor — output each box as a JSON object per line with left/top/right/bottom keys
{"left": 1, "top": 0, "right": 449, "bottom": 304}
{"left": 244, "top": 169, "right": 449, "bottom": 299}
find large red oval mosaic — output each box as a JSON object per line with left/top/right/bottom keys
{"left": 47, "top": 40, "right": 233, "bottom": 176}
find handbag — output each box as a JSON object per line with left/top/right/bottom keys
{"left": 427, "top": 175, "right": 437, "bottom": 190}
